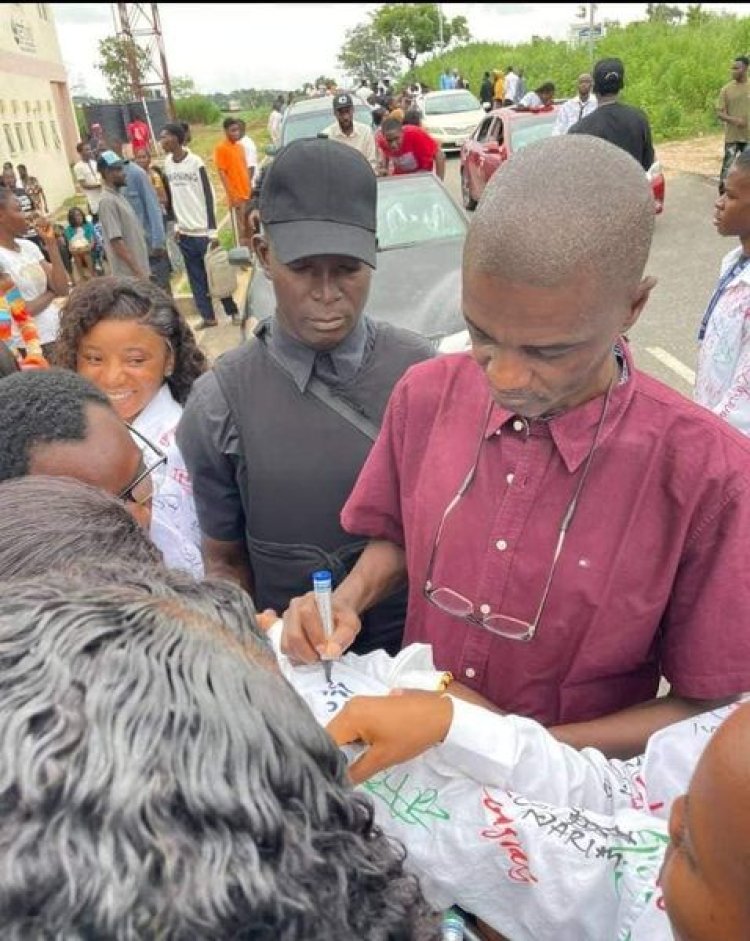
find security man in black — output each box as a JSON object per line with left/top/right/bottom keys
{"left": 177, "top": 139, "right": 433, "bottom": 654}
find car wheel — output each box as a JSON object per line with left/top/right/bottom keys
{"left": 461, "top": 168, "right": 477, "bottom": 211}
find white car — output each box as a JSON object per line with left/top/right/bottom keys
{"left": 420, "top": 89, "right": 486, "bottom": 151}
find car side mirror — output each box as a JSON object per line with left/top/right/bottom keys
{"left": 264, "top": 144, "right": 278, "bottom": 156}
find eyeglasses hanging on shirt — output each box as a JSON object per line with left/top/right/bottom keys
{"left": 698, "top": 254, "right": 750, "bottom": 340}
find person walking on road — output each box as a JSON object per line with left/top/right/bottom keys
{"left": 569, "top": 58, "right": 655, "bottom": 171}
{"left": 716, "top": 55, "right": 750, "bottom": 194}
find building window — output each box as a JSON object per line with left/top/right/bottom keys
{"left": 49, "top": 119, "right": 60, "bottom": 149}
{"left": 11, "top": 100, "right": 19, "bottom": 116}
{"left": 14, "top": 123, "right": 25, "bottom": 152}
{"left": 33, "top": 99, "right": 41, "bottom": 115}
{"left": 4, "top": 125, "right": 17, "bottom": 156}
{"left": 26, "top": 122, "right": 36, "bottom": 150}
{"left": 38, "top": 120, "right": 48, "bottom": 148}
{"left": 37, "top": 4, "right": 48, "bottom": 20}
{"left": 45, "top": 101, "right": 52, "bottom": 113}
{"left": 24, "top": 101, "right": 30, "bottom": 115}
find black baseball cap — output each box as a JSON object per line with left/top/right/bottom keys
{"left": 593, "top": 57, "right": 624, "bottom": 94}
{"left": 333, "top": 92, "right": 354, "bottom": 111}
{"left": 260, "top": 138, "right": 377, "bottom": 267}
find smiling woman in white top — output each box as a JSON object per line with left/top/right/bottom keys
{"left": 54, "top": 276, "right": 208, "bottom": 575}
{"left": 0, "top": 184, "right": 69, "bottom": 358}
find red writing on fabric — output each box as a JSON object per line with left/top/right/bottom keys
{"left": 480, "top": 790, "right": 538, "bottom": 885}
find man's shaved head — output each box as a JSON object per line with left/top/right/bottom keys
{"left": 465, "top": 134, "right": 655, "bottom": 291}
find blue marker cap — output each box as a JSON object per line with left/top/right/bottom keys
{"left": 312, "top": 570, "right": 332, "bottom": 588}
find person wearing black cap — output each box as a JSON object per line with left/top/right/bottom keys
{"left": 177, "top": 138, "right": 433, "bottom": 655}
{"left": 323, "top": 92, "right": 378, "bottom": 171}
{"left": 568, "top": 57, "right": 655, "bottom": 171}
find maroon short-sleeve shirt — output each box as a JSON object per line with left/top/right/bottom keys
{"left": 342, "top": 349, "right": 750, "bottom": 725}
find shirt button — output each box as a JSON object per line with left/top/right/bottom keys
{"left": 496, "top": 539, "right": 508, "bottom": 551}
{"left": 506, "top": 473, "right": 514, "bottom": 485}
{"left": 465, "top": 667, "right": 476, "bottom": 679}
{"left": 512, "top": 419, "right": 525, "bottom": 432}
{"left": 479, "top": 603, "right": 491, "bottom": 615}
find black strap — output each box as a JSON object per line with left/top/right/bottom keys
{"left": 255, "top": 321, "right": 380, "bottom": 442}
{"left": 306, "top": 375, "right": 379, "bottom": 442}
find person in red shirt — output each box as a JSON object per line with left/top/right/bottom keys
{"left": 126, "top": 117, "right": 150, "bottom": 155}
{"left": 281, "top": 134, "right": 750, "bottom": 760}
{"left": 376, "top": 117, "right": 445, "bottom": 180}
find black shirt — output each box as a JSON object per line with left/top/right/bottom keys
{"left": 569, "top": 100, "right": 655, "bottom": 171}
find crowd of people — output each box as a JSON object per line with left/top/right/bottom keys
{"left": 1, "top": 48, "right": 750, "bottom": 940}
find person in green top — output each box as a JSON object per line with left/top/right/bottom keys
{"left": 717, "top": 55, "right": 750, "bottom": 193}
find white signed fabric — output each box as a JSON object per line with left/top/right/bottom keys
{"left": 131, "top": 384, "right": 204, "bottom": 577}
{"left": 695, "top": 245, "right": 750, "bottom": 435}
{"left": 268, "top": 622, "right": 736, "bottom": 940}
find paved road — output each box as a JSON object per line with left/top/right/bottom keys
{"left": 442, "top": 154, "right": 727, "bottom": 396}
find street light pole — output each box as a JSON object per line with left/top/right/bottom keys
{"left": 588, "top": 3, "right": 598, "bottom": 69}
{"left": 438, "top": 2, "right": 444, "bottom": 49}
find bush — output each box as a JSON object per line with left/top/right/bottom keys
{"left": 411, "top": 14, "right": 750, "bottom": 142}
{"left": 174, "top": 95, "right": 221, "bottom": 126}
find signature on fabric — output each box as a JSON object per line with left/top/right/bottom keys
{"left": 480, "top": 790, "right": 538, "bottom": 885}
{"left": 364, "top": 770, "right": 451, "bottom": 830}
{"left": 321, "top": 680, "right": 355, "bottom": 713}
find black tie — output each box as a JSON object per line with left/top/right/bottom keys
{"left": 314, "top": 351, "right": 337, "bottom": 382}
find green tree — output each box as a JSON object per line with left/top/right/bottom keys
{"left": 646, "top": 3, "right": 684, "bottom": 25}
{"left": 96, "top": 35, "right": 151, "bottom": 102}
{"left": 373, "top": 3, "right": 470, "bottom": 70}
{"left": 171, "top": 75, "right": 197, "bottom": 99}
{"left": 338, "top": 21, "right": 400, "bottom": 85}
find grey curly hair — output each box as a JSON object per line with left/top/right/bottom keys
{"left": 0, "top": 573, "right": 439, "bottom": 940}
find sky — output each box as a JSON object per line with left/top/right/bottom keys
{"left": 53, "top": 2, "right": 749, "bottom": 96}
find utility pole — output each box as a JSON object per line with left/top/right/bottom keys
{"left": 114, "top": 3, "right": 175, "bottom": 119}
{"left": 437, "top": 2, "right": 444, "bottom": 49}
{"left": 576, "top": 3, "right": 598, "bottom": 68}
{"left": 588, "top": 3, "right": 598, "bottom": 70}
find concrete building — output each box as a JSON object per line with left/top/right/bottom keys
{"left": 0, "top": 3, "right": 78, "bottom": 211}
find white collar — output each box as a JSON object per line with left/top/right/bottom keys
{"left": 131, "top": 383, "right": 182, "bottom": 441}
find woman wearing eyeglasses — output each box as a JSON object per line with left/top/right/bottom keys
{"left": 54, "top": 276, "right": 208, "bottom": 575}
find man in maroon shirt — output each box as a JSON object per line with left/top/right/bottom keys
{"left": 376, "top": 117, "right": 446, "bottom": 180}
{"left": 283, "top": 134, "right": 750, "bottom": 759}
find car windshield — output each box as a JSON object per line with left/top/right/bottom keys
{"left": 377, "top": 175, "right": 466, "bottom": 250}
{"left": 424, "top": 92, "right": 480, "bottom": 115}
{"left": 509, "top": 114, "right": 557, "bottom": 152}
{"left": 281, "top": 105, "right": 373, "bottom": 144}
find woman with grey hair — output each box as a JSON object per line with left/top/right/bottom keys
{"left": 0, "top": 572, "right": 439, "bottom": 940}
{"left": 54, "top": 276, "right": 207, "bottom": 575}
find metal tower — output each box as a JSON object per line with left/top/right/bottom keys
{"left": 113, "top": 3, "right": 175, "bottom": 118}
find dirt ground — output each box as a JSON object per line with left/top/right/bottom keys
{"left": 656, "top": 132, "right": 723, "bottom": 180}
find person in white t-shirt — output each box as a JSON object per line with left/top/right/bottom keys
{"left": 72, "top": 141, "right": 103, "bottom": 220}
{"left": 0, "top": 186, "right": 69, "bottom": 357}
{"left": 236, "top": 118, "right": 258, "bottom": 190}
{"left": 554, "top": 73, "right": 598, "bottom": 135}
{"left": 323, "top": 93, "right": 378, "bottom": 170}
{"left": 267, "top": 96, "right": 284, "bottom": 146}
